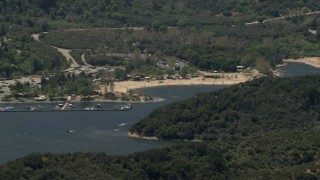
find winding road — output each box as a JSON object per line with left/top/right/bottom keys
{"left": 56, "top": 48, "right": 80, "bottom": 68}
{"left": 31, "top": 33, "right": 80, "bottom": 68}
{"left": 245, "top": 11, "right": 320, "bottom": 25}
{"left": 81, "top": 53, "right": 91, "bottom": 66}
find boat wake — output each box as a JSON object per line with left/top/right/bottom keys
{"left": 118, "top": 123, "right": 128, "bottom": 127}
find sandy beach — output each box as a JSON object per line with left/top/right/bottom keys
{"left": 283, "top": 57, "right": 320, "bottom": 68}
{"left": 1, "top": 71, "right": 259, "bottom": 104}
{"left": 128, "top": 132, "right": 159, "bottom": 140}
{"left": 112, "top": 72, "right": 258, "bottom": 93}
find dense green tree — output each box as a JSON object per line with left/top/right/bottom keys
{"left": 255, "top": 57, "right": 272, "bottom": 75}
{"left": 114, "top": 68, "right": 127, "bottom": 80}
{"left": 0, "top": 144, "right": 230, "bottom": 179}
{"left": 0, "top": 23, "right": 6, "bottom": 36}
{"left": 178, "top": 66, "right": 189, "bottom": 78}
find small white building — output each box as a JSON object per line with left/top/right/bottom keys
{"left": 236, "top": 65, "right": 245, "bottom": 72}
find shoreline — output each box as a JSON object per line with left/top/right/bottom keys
{"left": 113, "top": 71, "right": 258, "bottom": 93}
{"left": 275, "top": 62, "right": 288, "bottom": 68}
{"left": 128, "top": 132, "right": 203, "bottom": 142}
{"left": 0, "top": 71, "right": 260, "bottom": 104}
{"left": 128, "top": 132, "right": 159, "bottom": 140}
{"left": 0, "top": 97, "right": 164, "bottom": 104}
{"left": 283, "top": 57, "right": 320, "bottom": 68}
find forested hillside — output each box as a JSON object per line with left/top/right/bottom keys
{"left": 130, "top": 75, "right": 320, "bottom": 140}
{"left": 1, "top": 140, "right": 318, "bottom": 179}
{"left": 1, "top": 0, "right": 320, "bottom": 77}
{"left": 40, "top": 16, "right": 320, "bottom": 73}
{"left": 0, "top": 24, "right": 67, "bottom": 78}
{"left": 1, "top": 0, "right": 320, "bottom": 28}
{"left": 0, "top": 144, "right": 228, "bottom": 179}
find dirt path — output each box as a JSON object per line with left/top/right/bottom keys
{"left": 53, "top": 26, "right": 177, "bottom": 32}
{"left": 245, "top": 11, "right": 320, "bottom": 25}
{"left": 55, "top": 48, "right": 80, "bottom": 68}
{"left": 308, "top": 28, "right": 317, "bottom": 35}
{"left": 61, "top": 27, "right": 145, "bottom": 32}
{"left": 81, "top": 53, "right": 91, "bottom": 66}
{"left": 31, "top": 33, "right": 80, "bottom": 68}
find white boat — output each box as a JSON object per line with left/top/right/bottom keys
{"left": 121, "top": 104, "right": 132, "bottom": 110}
{"left": 83, "top": 104, "right": 102, "bottom": 111}
{"left": 113, "top": 104, "right": 132, "bottom": 111}
{"left": 1, "top": 107, "right": 13, "bottom": 111}
{"left": 119, "top": 123, "right": 127, "bottom": 126}
{"left": 111, "top": 129, "right": 121, "bottom": 132}
{"left": 34, "top": 95, "right": 47, "bottom": 101}
{"left": 83, "top": 107, "right": 94, "bottom": 111}
{"left": 25, "top": 105, "right": 43, "bottom": 111}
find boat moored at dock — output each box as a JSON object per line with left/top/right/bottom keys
{"left": 113, "top": 104, "right": 132, "bottom": 111}
{"left": 0, "top": 107, "right": 14, "bottom": 111}
{"left": 24, "top": 105, "right": 43, "bottom": 111}
{"left": 0, "top": 103, "right": 133, "bottom": 112}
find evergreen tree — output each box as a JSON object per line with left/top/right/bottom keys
{"left": 0, "top": 23, "right": 6, "bottom": 36}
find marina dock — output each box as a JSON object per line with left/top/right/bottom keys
{"left": 61, "top": 102, "right": 69, "bottom": 111}
{"left": 0, "top": 103, "right": 132, "bottom": 112}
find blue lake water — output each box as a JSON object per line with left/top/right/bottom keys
{"left": 279, "top": 62, "right": 320, "bottom": 77}
{"left": 0, "top": 85, "right": 226, "bottom": 163}
{"left": 0, "top": 62, "right": 319, "bottom": 163}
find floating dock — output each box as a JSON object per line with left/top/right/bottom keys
{"left": 0, "top": 103, "right": 132, "bottom": 112}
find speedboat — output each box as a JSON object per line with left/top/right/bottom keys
{"left": 24, "top": 106, "right": 32, "bottom": 110}
{"left": 111, "top": 129, "right": 121, "bottom": 132}
{"left": 2, "top": 107, "right": 13, "bottom": 111}
{"left": 25, "top": 105, "right": 43, "bottom": 111}
{"left": 120, "top": 104, "right": 131, "bottom": 110}
{"left": 113, "top": 103, "right": 132, "bottom": 111}
{"left": 83, "top": 107, "right": 94, "bottom": 111}
{"left": 119, "top": 123, "right": 127, "bottom": 126}
{"left": 94, "top": 104, "right": 102, "bottom": 110}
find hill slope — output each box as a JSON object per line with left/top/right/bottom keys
{"left": 2, "top": 1, "right": 320, "bottom": 76}
{"left": 1, "top": 0, "right": 320, "bottom": 28}
{"left": 0, "top": 144, "right": 228, "bottom": 180}
{"left": 1, "top": 142, "right": 319, "bottom": 179}
{"left": 130, "top": 75, "right": 320, "bottom": 140}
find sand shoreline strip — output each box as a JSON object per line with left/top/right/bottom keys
{"left": 283, "top": 57, "right": 320, "bottom": 68}
{"left": 0, "top": 72, "right": 257, "bottom": 104}
{"left": 113, "top": 72, "right": 256, "bottom": 93}
{"left": 128, "top": 132, "right": 159, "bottom": 140}
{"left": 128, "top": 132, "right": 205, "bottom": 142}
